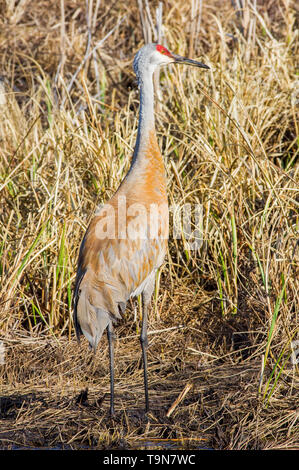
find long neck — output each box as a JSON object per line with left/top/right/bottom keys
{"left": 131, "top": 72, "right": 156, "bottom": 166}
{"left": 119, "top": 69, "right": 166, "bottom": 198}
{"left": 121, "top": 68, "right": 166, "bottom": 194}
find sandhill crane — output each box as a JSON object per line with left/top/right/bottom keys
{"left": 73, "top": 43, "right": 209, "bottom": 415}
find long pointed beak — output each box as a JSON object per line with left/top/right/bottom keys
{"left": 172, "top": 53, "right": 210, "bottom": 70}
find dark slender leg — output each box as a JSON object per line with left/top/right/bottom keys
{"left": 140, "top": 293, "right": 150, "bottom": 413}
{"left": 140, "top": 275, "right": 155, "bottom": 413}
{"left": 107, "top": 322, "right": 115, "bottom": 416}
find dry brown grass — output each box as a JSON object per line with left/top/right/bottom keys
{"left": 0, "top": 0, "right": 298, "bottom": 450}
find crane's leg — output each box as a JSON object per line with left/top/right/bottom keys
{"left": 107, "top": 321, "right": 115, "bottom": 416}
{"left": 140, "top": 275, "right": 155, "bottom": 413}
{"left": 140, "top": 296, "right": 149, "bottom": 412}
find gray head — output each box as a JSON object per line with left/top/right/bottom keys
{"left": 133, "top": 43, "right": 209, "bottom": 81}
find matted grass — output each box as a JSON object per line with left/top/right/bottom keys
{"left": 0, "top": 0, "right": 298, "bottom": 450}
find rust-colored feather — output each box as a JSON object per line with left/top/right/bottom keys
{"left": 73, "top": 129, "right": 168, "bottom": 350}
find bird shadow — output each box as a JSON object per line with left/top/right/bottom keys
{"left": 74, "top": 387, "right": 170, "bottom": 425}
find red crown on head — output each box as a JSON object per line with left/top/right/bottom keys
{"left": 156, "top": 44, "right": 172, "bottom": 57}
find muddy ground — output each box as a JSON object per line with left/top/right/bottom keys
{"left": 0, "top": 295, "right": 297, "bottom": 450}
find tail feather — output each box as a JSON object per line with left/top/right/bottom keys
{"left": 73, "top": 268, "right": 86, "bottom": 341}
{"left": 75, "top": 283, "right": 111, "bottom": 351}
{"left": 73, "top": 269, "right": 123, "bottom": 351}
